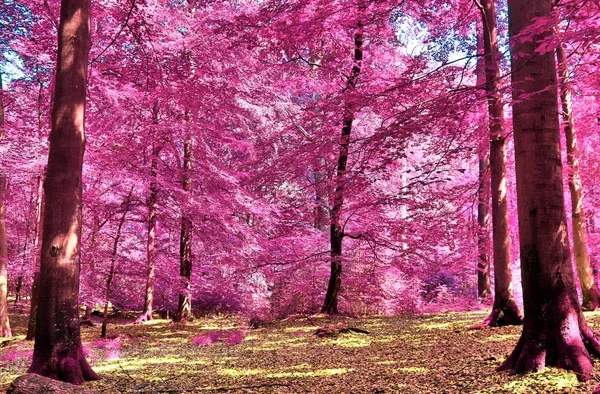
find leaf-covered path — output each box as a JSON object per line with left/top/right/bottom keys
{"left": 2, "top": 310, "right": 600, "bottom": 393}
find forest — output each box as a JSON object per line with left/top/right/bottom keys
{"left": 1, "top": 0, "right": 600, "bottom": 392}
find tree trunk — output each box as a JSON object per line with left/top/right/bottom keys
{"left": 0, "top": 171, "right": 10, "bottom": 338}
{"left": 556, "top": 42, "right": 600, "bottom": 311}
{"left": 0, "top": 73, "right": 11, "bottom": 338}
{"left": 313, "top": 160, "right": 329, "bottom": 232}
{"left": 475, "top": 0, "right": 522, "bottom": 327}
{"left": 475, "top": 30, "right": 491, "bottom": 300}
{"left": 26, "top": 172, "right": 45, "bottom": 340}
{"left": 321, "top": 13, "right": 363, "bottom": 315}
{"left": 136, "top": 125, "right": 160, "bottom": 323}
{"left": 499, "top": 0, "right": 600, "bottom": 380}
{"left": 477, "top": 154, "right": 491, "bottom": 299}
{"left": 174, "top": 138, "right": 193, "bottom": 323}
{"left": 27, "top": 0, "right": 99, "bottom": 384}
{"left": 101, "top": 189, "right": 132, "bottom": 337}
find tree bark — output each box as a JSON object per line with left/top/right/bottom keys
{"left": 0, "top": 73, "right": 11, "bottom": 338}
{"left": 499, "top": 0, "right": 600, "bottom": 380}
{"left": 0, "top": 171, "right": 10, "bottom": 338}
{"left": 556, "top": 42, "right": 600, "bottom": 311}
{"left": 136, "top": 110, "right": 160, "bottom": 324}
{"left": 321, "top": 12, "right": 363, "bottom": 315}
{"left": 102, "top": 189, "right": 132, "bottom": 337}
{"left": 474, "top": 0, "right": 522, "bottom": 327}
{"left": 174, "top": 137, "right": 193, "bottom": 323}
{"left": 475, "top": 29, "right": 491, "bottom": 300}
{"left": 27, "top": 0, "right": 99, "bottom": 383}
{"left": 26, "top": 172, "right": 45, "bottom": 340}
{"left": 313, "top": 159, "right": 329, "bottom": 232}
{"left": 477, "top": 154, "right": 491, "bottom": 299}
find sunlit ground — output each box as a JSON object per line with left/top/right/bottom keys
{"left": 2, "top": 308, "right": 600, "bottom": 393}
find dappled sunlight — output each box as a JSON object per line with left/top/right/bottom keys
{"left": 218, "top": 366, "right": 353, "bottom": 379}
{"left": 2, "top": 311, "right": 598, "bottom": 393}
{"left": 320, "top": 335, "right": 372, "bottom": 348}
{"left": 395, "top": 366, "right": 428, "bottom": 373}
{"left": 500, "top": 369, "right": 579, "bottom": 393}
{"left": 283, "top": 326, "right": 320, "bottom": 333}
{"left": 482, "top": 334, "right": 520, "bottom": 343}
{"left": 93, "top": 356, "right": 188, "bottom": 373}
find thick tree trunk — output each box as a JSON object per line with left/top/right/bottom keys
{"left": 26, "top": 172, "right": 45, "bottom": 340}
{"left": 102, "top": 189, "right": 132, "bottom": 337}
{"left": 136, "top": 135, "right": 160, "bottom": 324}
{"left": 27, "top": 0, "right": 99, "bottom": 384}
{"left": 475, "top": 0, "right": 522, "bottom": 327}
{"left": 322, "top": 15, "right": 363, "bottom": 315}
{"left": 556, "top": 43, "right": 600, "bottom": 311}
{"left": 499, "top": 0, "right": 600, "bottom": 380}
{"left": 174, "top": 139, "right": 193, "bottom": 323}
{"left": 0, "top": 73, "right": 11, "bottom": 338}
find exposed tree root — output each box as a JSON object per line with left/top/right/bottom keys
{"left": 469, "top": 300, "right": 522, "bottom": 330}
{"left": 28, "top": 346, "right": 100, "bottom": 385}
{"left": 582, "top": 287, "right": 600, "bottom": 311}
{"left": 498, "top": 318, "right": 600, "bottom": 382}
{"left": 134, "top": 311, "right": 153, "bottom": 324}
{"left": 315, "top": 324, "right": 369, "bottom": 337}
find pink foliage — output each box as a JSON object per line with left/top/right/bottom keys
{"left": 191, "top": 331, "right": 221, "bottom": 346}
{"left": 1, "top": 349, "right": 32, "bottom": 362}
{"left": 92, "top": 336, "right": 123, "bottom": 360}
{"left": 224, "top": 329, "right": 246, "bottom": 346}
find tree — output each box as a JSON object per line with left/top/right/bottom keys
{"left": 27, "top": 0, "right": 99, "bottom": 383}
{"left": 498, "top": 0, "right": 600, "bottom": 379}
{"left": 102, "top": 187, "right": 133, "bottom": 337}
{"left": 0, "top": 72, "right": 11, "bottom": 338}
{"left": 321, "top": 7, "right": 364, "bottom": 315}
{"left": 174, "top": 134, "right": 193, "bottom": 323}
{"left": 556, "top": 38, "right": 600, "bottom": 311}
{"left": 475, "top": 30, "right": 491, "bottom": 300}
{"left": 136, "top": 103, "right": 161, "bottom": 323}
{"left": 473, "top": 0, "right": 522, "bottom": 327}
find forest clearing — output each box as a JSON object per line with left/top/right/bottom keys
{"left": 2, "top": 307, "right": 600, "bottom": 394}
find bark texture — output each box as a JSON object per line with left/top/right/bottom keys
{"left": 26, "top": 172, "right": 45, "bottom": 340}
{"left": 27, "top": 0, "right": 99, "bottom": 383}
{"left": 500, "top": 0, "right": 600, "bottom": 380}
{"left": 136, "top": 106, "right": 160, "bottom": 324}
{"left": 556, "top": 42, "right": 600, "bottom": 311}
{"left": 174, "top": 138, "right": 193, "bottom": 322}
{"left": 322, "top": 13, "right": 363, "bottom": 315}
{"left": 477, "top": 154, "right": 491, "bottom": 299}
{"left": 475, "top": 30, "right": 491, "bottom": 300}
{"left": 0, "top": 72, "right": 11, "bottom": 338}
{"left": 476, "top": 0, "right": 522, "bottom": 326}
{"left": 0, "top": 170, "right": 10, "bottom": 338}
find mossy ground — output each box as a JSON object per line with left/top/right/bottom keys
{"left": 2, "top": 307, "right": 600, "bottom": 393}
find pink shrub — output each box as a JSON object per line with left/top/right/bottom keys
{"left": 224, "top": 329, "right": 245, "bottom": 346}
{"left": 191, "top": 331, "right": 221, "bottom": 346}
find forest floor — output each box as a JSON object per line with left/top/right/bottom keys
{"left": 2, "top": 307, "right": 600, "bottom": 393}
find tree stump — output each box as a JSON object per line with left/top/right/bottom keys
{"left": 7, "top": 374, "right": 99, "bottom": 394}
